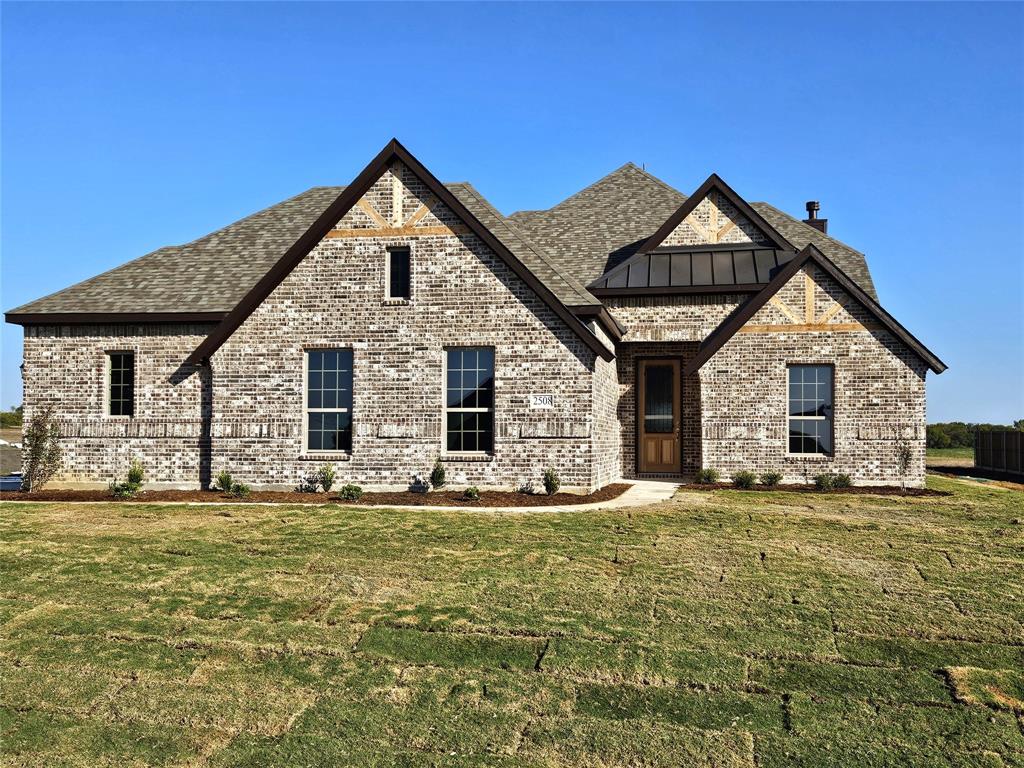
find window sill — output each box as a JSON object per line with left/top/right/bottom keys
{"left": 784, "top": 454, "right": 833, "bottom": 461}
{"left": 381, "top": 298, "right": 412, "bottom": 306}
{"left": 440, "top": 453, "right": 494, "bottom": 463}
{"left": 298, "top": 452, "right": 352, "bottom": 462}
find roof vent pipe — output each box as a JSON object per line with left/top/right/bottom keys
{"left": 803, "top": 200, "right": 828, "bottom": 234}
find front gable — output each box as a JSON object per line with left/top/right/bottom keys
{"left": 663, "top": 189, "right": 772, "bottom": 247}
{"left": 685, "top": 245, "right": 946, "bottom": 375}
{"left": 185, "top": 139, "right": 612, "bottom": 364}
{"left": 638, "top": 174, "right": 794, "bottom": 254}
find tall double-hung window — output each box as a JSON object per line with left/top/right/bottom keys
{"left": 306, "top": 349, "right": 353, "bottom": 452}
{"left": 787, "top": 364, "right": 833, "bottom": 455}
{"left": 445, "top": 348, "right": 494, "bottom": 453}
{"left": 107, "top": 352, "right": 135, "bottom": 416}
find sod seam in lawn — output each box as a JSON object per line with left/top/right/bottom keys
{"left": 1, "top": 475, "right": 1023, "bottom": 767}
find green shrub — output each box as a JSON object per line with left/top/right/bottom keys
{"left": 516, "top": 481, "right": 535, "bottom": 495}
{"left": 20, "top": 407, "right": 62, "bottom": 491}
{"left": 338, "top": 483, "right": 363, "bottom": 501}
{"left": 317, "top": 463, "right": 336, "bottom": 493}
{"left": 108, "top": 481, "right": 139, "bottom": 500}
{"left": 542, "top": 468, "right": 560, "bottom": 496}
{"left": 814, "top": 473, "right": 836, "bottom": 491}
{"left": 215, "top": 469, "right": 233, "bottom": 493}
{"left": 759, "top": 471, "right": 783, "bottom": 487}
{"left": 833, "top": 473, "right": 852, "bottom": 489}
{"left": 430, "top": 459, "right": 446, "bottom": 489}
{"left": 126, "top": 458, "right": 144, "bottom": 488}
{"left": 296, "top": 476, "right": 319, "bottom": 493}
{"left": 229, "top": 482, "right": 251, "bottom": 498}
{"left": 731, "top": 471, "right": 757, "bottom": 489}
{"left": 463, "top": 486, "right": 480, "bottom": 501}
{"left": 696, "top": 468, "right": 720, "bottom": 484}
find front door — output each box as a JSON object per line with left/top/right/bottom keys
{"left": 638, "top": 359, "right": 681, "bottom": 474}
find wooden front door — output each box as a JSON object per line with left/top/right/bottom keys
{"left": 638, "top": 359, "right": 681, "bottom": 474}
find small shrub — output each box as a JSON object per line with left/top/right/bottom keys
{"left": 338, "top": 483, "right": 363, "bottom": 501}
{"left": 20, "top": 407, "right": 62, "bottom": 491}
{"left": 516, "top": 481, "right": 535, "bottom": 495}
{"left": 317, "top": 463, "right": 336, "bottom": 493}
{"left": 108, "top": 481, "right": 139, "bottom": 500}
{"left": 542, "top": 468, "right": 560, "bottom": 496}
{"left": 833, "top": 473, "right": 852, "bottom": 489}
{"left": 229, "top": 482, "right": 251, "bottom": 498}
{"left": 814, "top": 473, "right": 836, "bottom": 491}
{"left": 696, "top": 468, "right": 720, "bottom": 484}
{"left": 895, "top": 431, "right": 913, "bottom": 489}
{"left": 760, "top": 471, "right": 783, "bottom": 488}
{"left": 430, "top": 459, "right": 446, "bottom": 489}
{"left": 296, "top": 476, "right": 319, "bottom": 493}
{"left": 732, "top": 471, "right": 757, "bottom": 489}
{"left": 215, "top": 469, "right": 233, "bottom": 493}
{"left": 126, "top": 458, "right": 145, "bottom": 488}
{"left": 463, "top": 486, "right": 480, "bottom": 501}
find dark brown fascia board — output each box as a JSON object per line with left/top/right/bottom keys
{"left": 683, "top": 245, "right": 947, "bottom": 376}
{"left": 5, "top": 311, "right": 227, "bottom": 326}
{"left": 185, "top": 139, "right": 614, "bottom": 365}
{"left": 590, "top": 284, "right": 767, "bottom": 298}
{"left": 568, "top": 304, "right": 625, "bottom": 341}
{"left": 649, "top": 243, "right": 788, "bottom": 255}
{"left": 636, "top": 173, "right": 795, "bottom": 254}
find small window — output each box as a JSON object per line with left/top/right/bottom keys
{"left": 108, "top": 352, "right": 135, "bottom": 416}
{"left": 306, "top": 349, "right": 353, "bottom": 452}
{"left": 788, "top": 365, "right": 833, "bottom": 455}
{"left": 445, "top": 347, "right": 494, "bottom": 453}
{"left": 387, "top": 247, "right": 411, "bottom": 299}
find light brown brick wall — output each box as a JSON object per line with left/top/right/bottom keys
{"left": 698, "top": 267, "right": 928, "bottom": 486}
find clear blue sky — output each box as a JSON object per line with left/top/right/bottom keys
{"left": 2, "top": 2, "right": 1022, "bottom": 423}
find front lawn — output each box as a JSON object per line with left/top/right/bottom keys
{"left": 1, "top": 476, "right": 1022, "bottom": 766}
{"left": 928, "top": 446, "right": 975, "bottom": 463}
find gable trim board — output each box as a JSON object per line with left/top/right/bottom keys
{"left": 183, "top": 138, "right": 614, "bottom": 365}
{"left": 637, "top": 174, "right": 795, "bottom": 254}
{"left": 683, "top": 244, "right": 947, "bottom": 376}
{"left": 6, "top": 312, "right": 226, "bottom": 326}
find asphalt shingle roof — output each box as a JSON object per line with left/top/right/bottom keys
{"left": 8, "top": 163, "right": 876, "bottom": 318}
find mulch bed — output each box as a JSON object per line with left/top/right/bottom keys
{"left": 677, "top": 482, "right": 950, "bottom": 496}
{"left": 0, "top": 483, "right": 633, "bottom": 507}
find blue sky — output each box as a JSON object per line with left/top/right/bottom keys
{"left": 2, "top": 2, "right": 1022, "bottom": 422}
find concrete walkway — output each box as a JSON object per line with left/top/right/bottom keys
{"left": 0, "top": 480, "right": 683, "bottom": 513}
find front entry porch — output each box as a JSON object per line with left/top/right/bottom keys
{"left": 617, "top": 342, "right": 702, "bottom": 480}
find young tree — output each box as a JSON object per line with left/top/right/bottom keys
{"left": 21, "top": 407, "right": 62, "bottom": 491}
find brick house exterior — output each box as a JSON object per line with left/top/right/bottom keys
{"left": 6, "top": 140, "right": 945, "bottom": 491}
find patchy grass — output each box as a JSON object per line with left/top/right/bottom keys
{"left": 1, "top": 475, "right": 1022, "bottom": 766}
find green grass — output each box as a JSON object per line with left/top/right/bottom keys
{"left": 1, "top": 476, "right": 1022, "bottom": 766}
{"left": 928, "top": 446, "right": 975, "bottom": 460}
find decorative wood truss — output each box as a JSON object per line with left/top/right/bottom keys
{"left": 738, "top": 270, "right": 880, "bottom": 334}
{"left": 680, "top": 190, "right": 741, "bottom": 244}
{"left": 326, "top": 167, "right": 469, "bottom": 239}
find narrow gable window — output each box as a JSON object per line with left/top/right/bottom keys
{"left": 108, "top": 352, "right": 135, "bottom": 416}
{"left": 387, "top": 247, "right": 411, "bottom": 299}
{"left": 306, "top": 349, "right": 353, "bottom": 452}
{"left": 445, "top": 348, "right": 494, "bottom": 453}
{"left": 788, "top": 365, "right": 833, "bottom": 455}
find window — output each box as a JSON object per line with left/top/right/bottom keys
{"left": 445, "top": 347, "right": 494, "bottom": 453}
{"left": 387, "top": 247, "right": 411, "bottom": 299}
{"left": 108, "top": 352, "right": 134, "bottom": 416}
{"left": 306, "top": 349, "right": 353, "bottom": 452}
{"left": 788, "top": 365, "right": 833, "bottom": 455}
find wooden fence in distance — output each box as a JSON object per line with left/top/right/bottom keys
{"left": 974, "top": 429, "right": 1023, "bottom": 477}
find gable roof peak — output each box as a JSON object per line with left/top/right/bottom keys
{"left": 637, "top": 172, "right": 794, "bottom": 254}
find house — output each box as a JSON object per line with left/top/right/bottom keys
{"left": 5, "top": 139, "right": 945, "bottom": 491}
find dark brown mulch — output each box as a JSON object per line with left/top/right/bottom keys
{"left": 678, "top": 482, "right": 950, "bottom": 497}
{"left": 0, "top": 483, "right": 633, "bottom": 507}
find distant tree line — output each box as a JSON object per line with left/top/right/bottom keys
{"left": 927, "top": 420, "right": 1024, "bottom": 449}
{"left": 0, "top": 406, "right": 23, "bottom": 429}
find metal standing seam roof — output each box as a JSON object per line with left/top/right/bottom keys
{"left": 7, "top": 160, "right": 878, "bottom": 319}
{"left": 590, "top": 246, "right": 796, "bottom": 292}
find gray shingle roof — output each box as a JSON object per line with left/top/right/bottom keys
{"left": 8, "top": 162, "right": 876, "bottom": 318}
{"left": 510, "top": 163, "right": 878, "bottom": 301}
